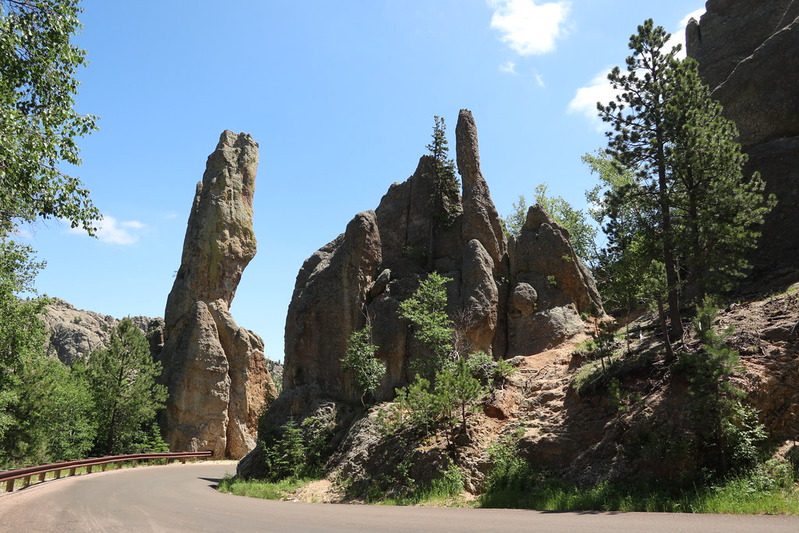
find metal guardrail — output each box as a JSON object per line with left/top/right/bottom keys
{"left": 0, "top": 450, "right": 213, "bottom": 493}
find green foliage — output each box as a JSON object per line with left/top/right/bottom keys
{"left": 427, "top": 115, "right": 460, "bottom": 226}
{"left": 503, "top": 195, "right": 527, "bottom": 238}
{"left": 675, "top": 300, "right": 768, "bottom": 477}
{"left": 341, "top": 325, "right": 386, "bottom": 405}
{"left": 503, "top": 185, "right": 597, "bottom": 264}
{"left": 260, "top": 421, "right": 309, "bottom": 481}
{"left": 436, "top": 358, "right": 487, "bottom": 432}
{"left": 259, "top": 415, "right": 335, "bottom": 482}
{"left": 594, "top": 19, "right": 774, "bottom": 338}
{"left": 217, "top": 475, "right": 314, "bottom": 500}
{"left": 0, "top": 0, "right": 99, "bottom": 232}
{"left": 398, "top": 272, "right": 454, "bottom": 377}
{"left": 81, "top": 319, "right": 167, "bottom": 455}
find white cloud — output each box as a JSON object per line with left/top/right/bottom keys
{"left": 567, "top": 68, "right": 618, "bottom": 130}
{"left": 499, "top": 60, "right": 517, "bottom": 74}
{"left": 666, "top": 7, "right": 706, "bottom": 58}
{"left": 533, "top": 71, "right": 546, "bottom": 88}
{"left": 67, "top": 214, "right": 146, "bottom": 245}
{"left": 488, "top": 0, "right": 571, "bottom": 56}
{"left": 567, "top": 7, "right": 706, "bottom": 129}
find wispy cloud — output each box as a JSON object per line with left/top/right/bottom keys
{"left": 488, "top": 0, "right": 571, "bottom": 56}
{"left": 567, "top": 68, "right": 618, "bottom": 130}
{"left": 67, "top": 214, "right": 147, "bottom": 245}
{"left": 499, "top": 60, "right": 518, "bottom": 74}
{"left": 533, "top": 71, "right": 546, "bottom": 88}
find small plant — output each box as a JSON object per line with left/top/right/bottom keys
{"left": 341, "top": 325, "right": 386, "bottom": 406}
{"left": 547, "top": 275, "right": 558, "bottom": 288}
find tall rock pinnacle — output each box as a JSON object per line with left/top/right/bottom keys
{"left": 161, "top": 131, "right": 275, "bottom": 459}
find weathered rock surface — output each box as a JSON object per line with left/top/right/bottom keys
{"left": 687, "top": 1, "right": 799, "bottom": 278}
{"left": 238, "top": 110, "right": 602, "bottom": 478}
{"left": 42, "top": 298, "right": 163, "bottom": 364}
{"left": 281, "top": 109, "right": 600, "bottom": 404}
{"left": 162, "top": 131, "right": 275, "bottom": 459}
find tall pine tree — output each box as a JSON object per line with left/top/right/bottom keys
{"left": 597, "top": 20, "right": 773, "bottom": 350}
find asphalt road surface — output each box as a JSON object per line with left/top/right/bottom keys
{"left": 1, "top": 462, "right": 798, "bottom": 532}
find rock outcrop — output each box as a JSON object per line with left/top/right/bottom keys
{"left": 42, "top": 298, "right": 163, "bottom": 364}
{"left": 687, "top": 1, "right": 799, "bottom": 279}
{"left": 161, "top": 131, "right": 275, "bottom": 459}
{"left": 261, "top": 109, "right": 600, "bottom": 433}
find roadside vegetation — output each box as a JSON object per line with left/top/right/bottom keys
{"left": 0, "top": 0, "right": 167, "bottom": 469}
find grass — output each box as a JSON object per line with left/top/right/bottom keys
{"left": 217, "top": 476, "right": 314, "bottom": 500}
{"left": 480, "top": 461, "right": 799, "bottom": 514}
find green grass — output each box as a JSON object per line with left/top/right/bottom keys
{"left": 480, "top": 464, "right": 799, "bottom": 514}
{"left": 217, "top": 476, "right": 313, "bottom": 500}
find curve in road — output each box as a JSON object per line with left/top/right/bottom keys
{"left": 1, "top": 462, "right": 798, "bottom": 532}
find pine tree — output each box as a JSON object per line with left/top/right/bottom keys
{"left": 426, "top": 116, "right": 460, "bottom": 225}
{"left": 597, "top": 19, "right": 773, "bottom": 348}
{"left": 82, "top": 319, "right": 167, "bottom": 455}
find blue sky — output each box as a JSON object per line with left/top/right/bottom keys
{"left": 21, "top": 0, "right": 705, "bottom": 361}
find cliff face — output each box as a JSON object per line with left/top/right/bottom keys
{"left": 161, "top": 131, "right": 276, "bottom": 459}
{"left": 687, "top": 0, "right": 799, "bottom": 279}
{"left": 42, "top": 298, "right": 163, "bottom": 365}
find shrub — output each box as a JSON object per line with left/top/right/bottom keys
{"left": 341, "top": 325, "right": 386, "bottom": 405}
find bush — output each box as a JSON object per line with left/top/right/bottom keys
{"left": 341, "top": 325, "right": 385, "bottom": 405}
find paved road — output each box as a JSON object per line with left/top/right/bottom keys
{"left": 1, "top": 462, "right": 798, "bottom": 532}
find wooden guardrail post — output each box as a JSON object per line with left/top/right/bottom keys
{"left": 5, "top": 479, "right": 13, "bottom": 492}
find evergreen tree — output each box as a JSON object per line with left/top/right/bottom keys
{"left": 81, "top": 319, "right": 167, "bottom": 455}
{"left": 598, "top": 19, "right": 684, "bottom": 342}
{"left": 597, "top": 19, "right": 773, "bottom": 346}
{"left": 666, "top": 60, "right": 775, "bottom": 298}
{"left": 426, "top": 116, "right": 460, "bottom": 225}
{"left": 398, "top": 272, "right": 454, "bottom": 378}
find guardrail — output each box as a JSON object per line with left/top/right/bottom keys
{"left": 0, "top": 450, "right": 213, "bottom": 493}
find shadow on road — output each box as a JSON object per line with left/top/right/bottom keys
{"left": 198, "top": 477, "right": 222, "bottom": 489}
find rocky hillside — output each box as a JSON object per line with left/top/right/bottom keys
{"left": 42, "top": 298, "right": 164, "bottom": 364}
{"left": 687, "top": 0, "right": 799, "bottom": 280}
{"left": 238, "top": 110, "right": 602, "bottom": 479}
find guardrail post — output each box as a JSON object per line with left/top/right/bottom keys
{"left": 37, "top": 472, "right": 45, "bottom": 483}
{"left": 68, "top": 467, "right": 76, "bottom": 477}
{"left": 22, "top": 475, "right": 30, "bottom": 488}
{"left": 86, "top": 465, "right": 93, "bottom": 474}
{"left": 55, "top": 469, "right": 62, "bottom": 479}
{"left": 5, "top": 479, "right": 14, "bottom": 492}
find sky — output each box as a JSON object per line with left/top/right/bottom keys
{"left": 20, "top": 0, "right": 705, "bottom": 362}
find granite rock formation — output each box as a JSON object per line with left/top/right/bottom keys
{"left": 42, "top": 298, "right": 163, "bottom": 364}
{"left": 161, "top": 131, "right": 275, "bottom": 459}
{"left": 241, "top": 111, "right": 601, "bottom": 474}
{"left": 687, "top": 0, "right": 799, "bottom": 279}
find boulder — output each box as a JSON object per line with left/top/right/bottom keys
{"left": 161, "top": 131, "right": 275, "bottom": 459}
{"left": 687, "top": 2, "right": 799, "bottom": 278}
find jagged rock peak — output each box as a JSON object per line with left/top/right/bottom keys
{"left": 161, "top": 131, "right": 275, "bottom": 460}
{"left": 456, "top": 109, "right": 507, "bottom": 268}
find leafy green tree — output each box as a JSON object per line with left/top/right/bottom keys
{"left": 341, "top": 325, "right": 386, "bottom": 406}
{"left": 437, "top": 358, "right": 486, "bottom": 433}
{"left": 81, "top": 319, "right": 167, "bottom": 455}
{"left": 533, "top": 184, "right": 597, "bottom": 263}
{"left": 398, "top": 272, "right": 454, "bottom": 377}
{"left": 427, "top": 115, "right": 460, "bottom": 225}
{"left": 0, "top": 0, "right": 99, "bottom": 231}
{"left": 503, "top": 195, "right": 527, "bottom": 239}
{"left": 503, "top": 185, "right": 596, "bottom": 264}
